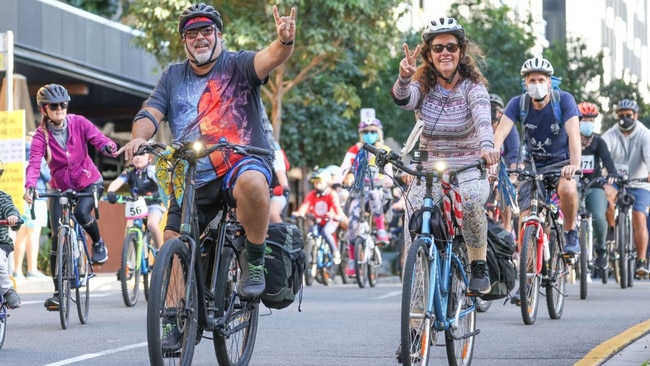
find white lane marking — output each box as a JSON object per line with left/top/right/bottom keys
{"left": 373, "top": 290, "right": 401, "bottom": 300}
{"left": 43, "top": 342, "right": 147, "bottom": 366}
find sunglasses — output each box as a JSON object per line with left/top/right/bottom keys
{"left": 184, "top": 26, "right": 215, "bottom": 40}
{"left": 47, "top": 102, "right": 68, "bottom": 111}
{"left": 431, "top": 43, "right": 459, "bottom": 53}
{"left": 618, "top": 113, "right": 634, "bottom": 118}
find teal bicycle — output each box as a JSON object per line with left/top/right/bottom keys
{"left": 108, "top": 192, "right": 158, "bottom": 307}
{"left": 363, "top": 144, "right": 484, "bottom": 366}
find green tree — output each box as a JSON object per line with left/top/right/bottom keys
{"left": 126, "top": 0, "right": 403, "bottom": 154}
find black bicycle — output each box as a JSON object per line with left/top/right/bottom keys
{"left": 36, "top": 189, "right": 96, "bottom": 330}
{"left": 142, "top": 139, "right": 272, "bottom": 366}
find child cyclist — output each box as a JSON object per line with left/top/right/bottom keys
{"left": 292, "top": 170, "right": 347, "bottom": 264}
{"left": 0, "top": 162, "right": 23, "bottom": 309}
{"left": 106, "top": 153, "right": 165, "bottom": 250}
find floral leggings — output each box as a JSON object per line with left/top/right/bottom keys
{"left": 403, "top": 170, "right": 490, "bottom": 256}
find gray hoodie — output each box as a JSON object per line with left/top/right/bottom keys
{"left": 601, "top": 120, "right": 650, "bottom": 191}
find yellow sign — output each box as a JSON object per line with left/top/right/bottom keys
{"left": 0, "top": 110, "right": 25, "bottom": 207}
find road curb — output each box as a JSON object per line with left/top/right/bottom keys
{"left": 576, "top": 318, "right": 650, "bottom": 366}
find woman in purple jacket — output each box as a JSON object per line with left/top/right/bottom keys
{"left": 23, "top": 84, "right": 117, "bottom": 311}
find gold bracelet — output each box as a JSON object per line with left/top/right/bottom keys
{"left": 279, "top": 39, "right": 294, "bottom": 46}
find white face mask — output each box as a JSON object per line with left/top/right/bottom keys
{"left": 527, "top": 83, "right": 549, "bottom": 100}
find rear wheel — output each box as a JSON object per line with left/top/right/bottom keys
{"left": 120, "top": 231, "right": 142, "bottom": 307}
{"left": 147, "top": 238, "right": 197, "bottom": 365}
{"left": 338, "top": 232, "right": 351, "bottom": 284}
{"left": 143, "top": 235, "right": 155, "bottom": 302}
{"left": 445, "top": 246, "right": 476, "bottom": 366}
{"left": 400, "top": 238, "right": 432, "bottom": 365}
{"left": 367, "top": 245, "right": 380, "bottom": 288}
{"left": 354, "top": 238, "right": 368, "bottom": 288}
{"left": 213, "top": 245, "right": 259, "bottom": 366}
{"left": 76, "top": 236, "right": 91, "bottom": 324}
{"left": 304, "top": 238, "right": 316, "bottom": 286}
{"left": 57, "top": 227, "right": 71, "bottom": 330}
{"left": 546, "top": 229, "right": 567, "bottom": 319}
{"left": 519, "top": 225, "right": 541, "bottom": 325}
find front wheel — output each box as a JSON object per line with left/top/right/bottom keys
{"left": 147, "top": 238, "right": 197, "bottom": 365}
{"left": 354, "top": 238, "right": 368, "bottom": 288}
{"left": 617, "top": 212, "right": 630, "bottom": 289}
{"left": 120, "top": 231, "right": 142, "bottom": 307}
{"left": 213, "top": 245, "right": 259, "bottom": 366}
{"left": 578, "top": 221, "right": 590, "bottom": 300}
{"left": 445, "top": 250, "right": 476, "bottom": 366}
{"left": 57, "top": 227, "right": 72, "bottom": 330}
{"left": 400, "top": 238, "right": 433, "bottom": 365}
{"left": 546, "top": 229, "right": 567, "bottom": 319}
{"left": 367, "top": 245, "right": 380, "bottom": 288}
{"left": 519, "top": 225, "right": 541, "bottom": 325}
{"left": 0, "top": 305, "right": 7, "bottom": 349}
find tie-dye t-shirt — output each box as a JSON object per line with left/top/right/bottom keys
{"left": 146, "top": 50, "right": 272, "bottom": 186}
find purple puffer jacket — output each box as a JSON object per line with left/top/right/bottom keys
{"left": 25, "top": 114, "right": 117, "bottom": 191}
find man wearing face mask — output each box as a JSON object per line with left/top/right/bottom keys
{"left": 577, "top": 102, "right": 618, "bottom": 269}
{"left": 601, "top": 99, "right": 650, "bottom": 276}
{"left": 338, "top": 117, "right": 394, "bottom": 276}
{"left": 493, "top": 56, "right": 582, "bottom": 256}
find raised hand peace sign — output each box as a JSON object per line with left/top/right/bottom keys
{"left": 399, "top": 43, "right": 422, "bottom": 79}
{"left": 273, "top": 5, "right": 296, "bottom": 44}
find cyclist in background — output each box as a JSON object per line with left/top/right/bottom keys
{"left": 489, "top": 93, "right": 520, "bottom": 234}
{"left": 265, "top": 115, "right": 291, "bottom": 224}
{"left": 106, "top": 152, "right": 166, "bottom": 250}
{"left": 339, "top": 117, "right": 394, "bottom": 275}
{"left": 292, "top": 170, "right": 346, "bottom": 264}
{"left": 601, "top": 99, "right": 650, "bottom": 276}
{"left": 493, "top": 56, "right": 582, "bottom": 255}
{"left": 23, "top": 84, "right": 117, "bottom": 310}
{"left": 577, "top": 102, "right": 618, "bottom": 270}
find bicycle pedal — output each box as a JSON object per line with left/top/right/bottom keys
{"left": 45, "top": 305, "right": 59, "bottom": 312}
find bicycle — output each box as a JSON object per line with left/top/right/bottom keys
{"left": 611, "top": 175, "right": 647, "bottom": 288}
{"left": 0, "top": 218, "right": 23, "bottom": 350}
{"left": 346, "top": 176, "right": 383, "bottom": 289}
{"left": 298, "top": 215, "right": 337, "bottom": 286}
{"left": 363, "top": 144, "right": 484, "bottom": 366}
{"left": 107, "top": 192, "right": 158, "bottom": 307}
{"left": 574, "top": 177, "right": 605, "bottom": 300}
{"left": 140, "top": 139, "right": 272, "bottom": 366}
{"left": 35, "top": 189, "right": 96, "bottom": 330}
{"left": 509, "top": 165, "right": 579, "bottom": 325}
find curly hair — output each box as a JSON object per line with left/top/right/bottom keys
{"left": 414, "top": 35, "right": 488, "bottom": 97}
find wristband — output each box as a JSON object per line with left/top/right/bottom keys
{"left": 279, "top": 39, "right": 294, "bottom": 46}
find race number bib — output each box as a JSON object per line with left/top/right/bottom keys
{"left": 615, "top": 163, "right": 629, "bottom": 177}
{"left": 125, "top": 197, "right": 149, "bottom": 219}
{"left": 580, "top": 155, "right": 595, "bottom": 174}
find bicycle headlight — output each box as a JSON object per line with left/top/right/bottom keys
{"left": 192, "top": 141, "right": 204, "bottom": 153}
{"left": 59, "top": 196, "right": 68, "bottom": 205}
{"left": 435, "top": 161, "right": 447, "bottom": 172}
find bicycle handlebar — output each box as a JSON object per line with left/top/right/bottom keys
{"left": 0, "top": 219, "right": 24, "bottom": 226}
{"left": 507, "top": 168, "right": 583, "bottom": 181}
{"left": 36, "top": 189, "right": 99, "bottom": 220}
{"left": 136, "top": 139, "right": 273, "bottom": 160}
{"left": 362, "top": 143, "right": 486, "bottom": 179}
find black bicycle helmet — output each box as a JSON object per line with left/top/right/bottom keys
{"left": 489, "top": 93, "right": 504, "bottom": 108}
{"left": 178, "top": 3, "right": 223, "bottom": 35}
{"left": 422, "top": 17, "right": 465, "bottom": 43}
{"left": 36, "top": 84, "right": 71, "bottom": 106}
{"left": 616, "top": 99, "right": 639, "bottom": 113}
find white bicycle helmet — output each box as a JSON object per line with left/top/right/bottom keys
{"left": 520, "top": 57, "right": 554, "bottom": 76}
{"left": 489, "top": 93, "right": 504, "bottom": 108}
{"left": 422, "top": 17, "right": 465, "bottom": 43}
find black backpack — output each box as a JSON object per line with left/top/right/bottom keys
{"left": 481, "top": 217, "right": 517, "bottom": 301}
{"left": 260, "top": 223, "right": 306, "bottom": 310}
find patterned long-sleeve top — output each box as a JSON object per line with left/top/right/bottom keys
{"left": 0, "top": 191, "right": 20, "bottom": 254}
{"left": 391, "top": 77, "right": 493, "bottom": 169}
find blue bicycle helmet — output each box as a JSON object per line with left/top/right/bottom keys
{"left": 36, "top": 84, "right": 70, "bottom": 106}
{"left": 616, "top": 99, "right": 639, "bottom": 113}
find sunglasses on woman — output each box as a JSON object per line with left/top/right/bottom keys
{"left": 431, "top": 43, "right": 459, "bottom": 53}
{"left": 47, "top": 102, "right": 68, "bottom": 111}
